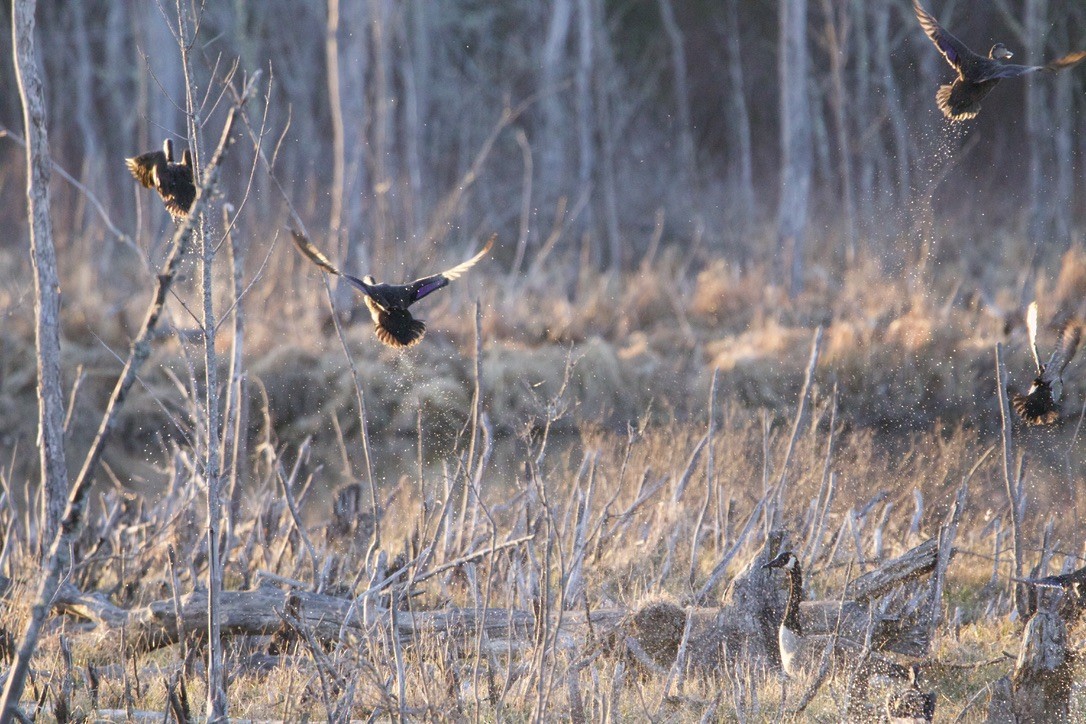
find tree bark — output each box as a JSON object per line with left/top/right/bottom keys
{"left": 369, "top": 0, "right": 395, "bottom": 260}
{"left": 592, "top": 0, "right": 622, "bottom": 270}
{"left": 325, "top": 0, "right": 370, "bottom": 310}
{"left": 540, "top": 0, "right": 574, "bottom": 200}
{"left": 401, "top": 1, "right": 428, "bottom": 237}
{"left": 776, "top": 0, "right": 813, "bottom": 295}
{"left": 874, "top": 0, "right": 910, "bottom": 212}
{"left": 0, "top": 99, "right": 242, "bottom": 723}
{"left": 575, "top": 0, "right": 597, "bottom": 261}
{"left": 851, "top": 0, "right": 874, "bottom": 223}
{"left": 12, "top": 0, "right": 70, "bottom": 559}
{"left": 1024, "top": 0, "right": 1058, "bottom": 247}
{"left": 656, "top": 0, "right": 696, "bottom": 181}
{"left": 819, "top": 0, "right": 857, "bottom": 262}
{"left": 723, "top": 0, "right": 755, "bottom": 225}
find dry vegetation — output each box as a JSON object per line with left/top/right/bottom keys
{"left": 2, "top": 223, "right": 1086, "bottom": 720}
{"left": 4, "top": 1, "right": 1086, "bottom": 722}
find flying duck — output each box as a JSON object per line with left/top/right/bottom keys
{"left": 1011, "top": 302, "right": 1081, "bottom": 425}
{"left": 914, "top": 0, "right": 1086, "bottom": 121}
{"left": 291, "top": 230, "right": 494, "bottom": 348}
{"left": 885, "top": 663, "right": 936, "bottom": 723}
{"left": 125, "top": 138, "right": 196, "bottom": 219}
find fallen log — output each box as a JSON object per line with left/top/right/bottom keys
{"left": 53, "top": 583, "right": 625, "bottom": 654}
{"left": 50, "top": 537, "right": 940, "bottom": 660}
{"left": 844, "top": 538, "right": 939, "bottom": 603}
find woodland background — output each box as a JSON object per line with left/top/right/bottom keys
{"left": 1, "top": 0, "right": 1086, "bottom": 719}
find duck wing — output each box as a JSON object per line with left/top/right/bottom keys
{"left": 979, "top": 51, "right": 1086, "bottom": 81}
{"left": 1042, "top": 322, "right": 1081, "bottom": 382}
{"left": 403, "top": 234, "right": 495, "bottom": 302}
{"left": 157, "top": 164, "right": 196, "bottom": 218}
{"left": 125, "top": 150, "right": 167, "bottom": 189}
{"left": 913, "top": 0, "right": 978, "bottom": 72}
{"left": 1043, "top": 49, "right": 1086, "bottom": 71}
{"left": 290, "top": 229, "right": 345, "bottom": 276}
{"left": 1026, "top": 301, "right": 1042, "bottom": 374}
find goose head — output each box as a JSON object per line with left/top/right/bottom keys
{"left": 989, "top": 43, "right": 1013, "bottom": 60}
{"left": 763, "top": 551, "right": 799, "bottom": 571}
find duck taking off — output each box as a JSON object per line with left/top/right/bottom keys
{"left": 291, "top": 230, "right": 494, "bottom": 348}
{"left": 125, "top": 138, "right": 196, "bottom": 219}
{"left": 1011, "top": 302, "right": 1081, "bottom": 426}
{"left": 913, "top": 0, "right": 1086, "bottom": 121}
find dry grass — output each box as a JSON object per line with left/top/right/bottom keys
{"left": 2, "top": 224, "right": 1086, "bottom": 720}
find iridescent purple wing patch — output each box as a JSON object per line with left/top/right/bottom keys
{"left": 413, "top": 278, "right": 446, "bottom": 300}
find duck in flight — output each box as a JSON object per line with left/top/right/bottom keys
{"left": 913, "top": 0, "right": 1086, "bottom": 121}
{"left": 1010, "top": 302, "right": 1081, "bottom": 426}
{"left": 125, "top": 138, "right": 196, "bottom": 219}
{"left": 291, "top": 230, "right": 494, "bottom": 348}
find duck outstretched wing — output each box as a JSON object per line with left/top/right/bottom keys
{"left": 405, "top": 234, "right": 495, "bottom": 302}
{"left": 1043, "top": 322, "right": 1081, "bottom": 382}
{"left": 913, "top": 0, "right": 976, "bottom": 72}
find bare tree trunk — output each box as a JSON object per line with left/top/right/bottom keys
{"left": 874, "top": 0, "right": 909, "bottom": 211}
{"left": 819, "top": 0, "right": 857, "bottom": 262}
{"left": 0, "top": 107, "right": 241, "bottom": 722}
{"left": 326, "top": 0, "right": 347, "bottom": 257}
{"left": 326, "top": 0, "right": 370, "bottom": 308}
{"left": 575, "top": 0, "right": 597, "bottom": 261}
{"left": 540, "top": 0, "right": 574, "bottom": 199}
{"left": 776, "top": 0, "right": 812, "bottom": 295}
{"left": 70, "top": 0, "right": 102, "bottom": 226}
{"left": 1024, "top": 0, "right": 1057, "bottom": 247}
{"left": 401, "top": 2, "right": 427, "bottom": 238}
{"left": 722, "top": 0, "right": 755, "bottom": 225}
{"left": 370, "top": 0, "right": 395, "bottom": 260}
{"left": 1051, "top": 61, "right": 1073, "bottom": 248}
{"left": 175, "top": 4, "right": 223, "bottom": 718}
{"left": 592, "top": 0, "right": 622, "bottom": 270}
{"left": 851, "top": 0, "right": 874, "bottom": 223}
{"left": 134, "top": 2, "right": 183, "bottom": 150}
{"left": 656, "top": 0, "right": 696, "bottom": 181}
{"left": 12, "top": 0, "right": 70, "bottom": 558}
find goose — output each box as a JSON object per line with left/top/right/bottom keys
{"left": 291, "top": 230, "right": 494, "bottom": 348}
{"left": 125, "top": 138, "right": 196, "bottom": 219}
{"left": 913, "top": 0, "right": 1086, "bottom": 121}
{"left": 885, "top": 663, "right": 935, "bottom": 723}
{"left": 1010, "top": 302, "right": 1081, "bottom": 425}
{"left": 762, "top": 551, "right": 812, "bottom": 678}
{"left": 762, "top": 551, "right": 909, "bottom": 680}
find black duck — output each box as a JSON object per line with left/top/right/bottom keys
{"left": 1011, "top": 302, "right": 1081, "bottom": 426}
{"left": 125, "top": 138, "right": 196, "bottom": 219}
{"left": 291, "top": 230, "right": 494, "bottom": 348}
{"left": 914, "top": 0, "right": 1086, "bottom": 121}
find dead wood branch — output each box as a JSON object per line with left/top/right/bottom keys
{"left": 0, "top": 92, "right": 249, "bottom": 719}
{"left": 844, "top": 538, "right": 939, "bottom": 603}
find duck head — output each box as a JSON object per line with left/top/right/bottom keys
{"left": 763, "top": 551, "right": 798, "bottom": 571}
{"left": 989, "top": 43, "right": 1013, "bottom": 60}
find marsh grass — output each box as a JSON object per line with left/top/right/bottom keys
{"left": 4, "top": 98, "right": 1086, "bottom": 721}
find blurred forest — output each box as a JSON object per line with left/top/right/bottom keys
{"left": 6, "top": 3, "right": 1086, "bottom": 718}
{"left": 1, "top": 0, "right": 1084, "bottom": 272}
{"left": 1, "top": 0, "right": 1086, "bottom": 468}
